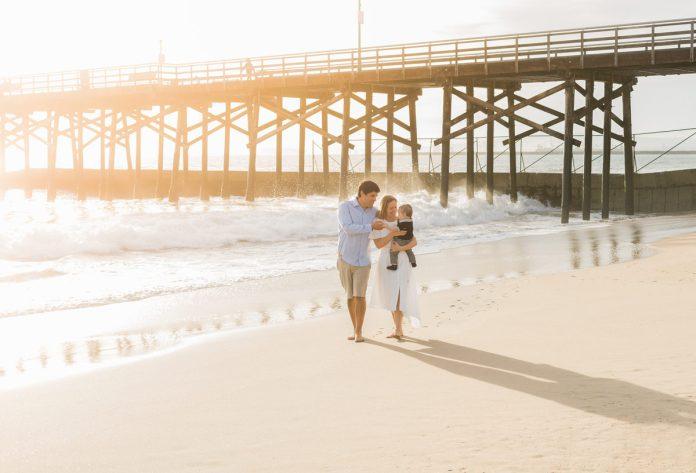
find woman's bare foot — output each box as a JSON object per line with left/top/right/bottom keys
{"left": 347, "top": 335, "right": 356, "bottom": 340}
{"left": 354, "top": 335, "right": 365, "bottom": 343}
{"left": 387, "top": 332, "right": 403, "bottom": 339}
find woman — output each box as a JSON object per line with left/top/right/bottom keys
{"left": 369, "top": 195, "right": 421, "bottom": 339}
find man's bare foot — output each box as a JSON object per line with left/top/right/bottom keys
{"left": 354, "top": 335, "right": 365, "bottom": 343}
{"left": 347, "top": 335, "right": 356, "bottom": 340}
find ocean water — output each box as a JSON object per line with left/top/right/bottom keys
{"left": 4, "top": 186, "right": 696, "bottom": 387}
{"left": 0, "top": 188, "right": 568, "bottom": 319}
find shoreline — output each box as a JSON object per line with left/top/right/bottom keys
{"left": 3, "top": 212, "right": 696, "bottom": 390}
{"left": 1, "top": 229, "right": 695, "bottom": 471}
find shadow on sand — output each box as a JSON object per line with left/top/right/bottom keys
{"left": 367, "top": 337, "right": 696, "bottom": 428}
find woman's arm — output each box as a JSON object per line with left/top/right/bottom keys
{"left": 391, "top": 237, "right": 417, "bottom": 252}
{"left": 373, "top": 228, "right": 406, "bottom": 249}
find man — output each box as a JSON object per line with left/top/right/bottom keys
{"left": 337, "top": 180, "right": 385, "bottom": 343}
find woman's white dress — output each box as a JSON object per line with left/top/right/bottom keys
{"left": 369, "top": 219, "right": 421, "bottom": 327}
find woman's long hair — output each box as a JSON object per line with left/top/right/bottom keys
{"left": 377, "top": 195, "right": 397, "bottom": 220}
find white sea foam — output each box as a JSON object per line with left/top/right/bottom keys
{"left": 0, "top": 189, "right": 553, "bottom": 262}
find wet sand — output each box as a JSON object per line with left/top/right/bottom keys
{"left": 3, "top": 213, "right": 696, "bottom": 387}
{"left": 1, "top": 222, "right": 696, "bottom": 471}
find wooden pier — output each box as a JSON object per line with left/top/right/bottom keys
{"left": 1, "top": 17, "right": 696, "bottom": 222}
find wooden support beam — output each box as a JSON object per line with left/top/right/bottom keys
{"left": 503, "top": 81, "right": 633, "bottom": 145}
{"left": 622, "top": 83, "right": 635, "bottom": 215}
{"left": 510, "top": 93, "right": 632, "bottom": 145}
{"left": 437, "top": 82, "right": 567, "bottom": 145}
{"left": 258, "top": 95, "right": 352, "bottom": 149}
{"left": 339, "top": 89, "right": 351, "bottom": 201}
{"left": 168, "top": 107, "right": 184, "bottom": 203}
{"left": 468, "top": 87, "right": 580, "bottom": 147}
{"left": 245, "top": 95, "right": 260, "bottom": 202}
{"left": 440, "top": 81, "right": 452, "bottom": 208}
{"left": 200, "top": 103, "right": 210, "bottom": 201}
{"left": 155, "top": 106, "right": 165, "bottom": 198}
{"left": 507, "top": 90, "right": 517, "bottom": 202}
{"left": 370, "top": 126, "right": 417, "bottom": 149}
{"left": 408, "top": 94, "right": 419, "bottom": 175}
{"left": 257, "top": 99, "right": 321, "bottom": 135}
{"left": 466, "top": 84, "right": 475, "bottom": 199}
{"left": 561, "top": 79, "right": 575, "bottom": 224}
{"left": 352, "top": 84, "right": 422, "bottom": 96}
{"left": 321, "top": 106, "right": 330, "bottom": 192}
{"left": 221, "top": 102, "right": 232, "bottom": 199}
{"left": 275, "top": 96, "right": 283, "bottom": 191}
{"left": 364, "top": 89, "right": 372, "bottom": 177}
{"left": 99, "top": 110, "right": 107, "bottom": 199}
{"left": 386, "top": 90, "right": 394, "bottom": 187}
{"left": 346, "top": 95, "right": 413, "bottom": 141}
{"left": 582, "top": 77, "right": 594, "bottom": 220}
{"left": 298, "top": 97, "right": 306, "bottom": 197}
{"left": 486, "top": 85, "right": 494, "bottom": 205}
{"left": 23, "top": 113, "right": 31, "bottom": 198}
{"left": 601, "top": 81, "right": 612, "bottom": 219}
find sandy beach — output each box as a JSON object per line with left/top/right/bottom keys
{"left": 2, "top": 229, "right": 696, "bottom": 472}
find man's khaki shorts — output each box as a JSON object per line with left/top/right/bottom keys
{"left": 337, "top": 257, "right": 371, "bottom": 298}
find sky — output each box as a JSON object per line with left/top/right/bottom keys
{"left": 1, "top": 0, "right": 695, "bottom": 161}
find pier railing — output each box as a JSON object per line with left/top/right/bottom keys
{"left": 1, "top": 17, "right": 695, "bottom": 96}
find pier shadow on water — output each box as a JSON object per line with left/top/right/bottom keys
{"left": 368, "top": 337, "right": 696, "bottom": 428}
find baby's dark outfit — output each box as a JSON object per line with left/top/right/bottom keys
{"left": 388, "top": 218, "right": 416, "bottom": 269}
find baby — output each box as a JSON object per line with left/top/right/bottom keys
{"left": 387, "top": 204, "right": 417, "bottom": 270}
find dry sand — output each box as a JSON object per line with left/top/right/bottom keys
{"left": 1, "top": 233, "right": 696, "bottom": 472}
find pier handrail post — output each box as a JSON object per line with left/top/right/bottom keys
{"left": 484, "top": 39, "right": 489, "bottom": 75}
{"left": 651, "top": 25, "right": 656, "bottom": 65}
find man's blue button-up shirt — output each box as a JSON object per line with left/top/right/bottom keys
{"left": 337, "top": 198, "right": 377, "bottom": 267}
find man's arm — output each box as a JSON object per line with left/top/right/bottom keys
{"left": 338, "top": 204, "right": 372, "bottom": 235}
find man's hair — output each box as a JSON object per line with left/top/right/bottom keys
{"left": 398, "top": 204, "right": 413, "bottom": 218}
{"left": 357, "top": 180, "right": 380, "bottom": 197}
